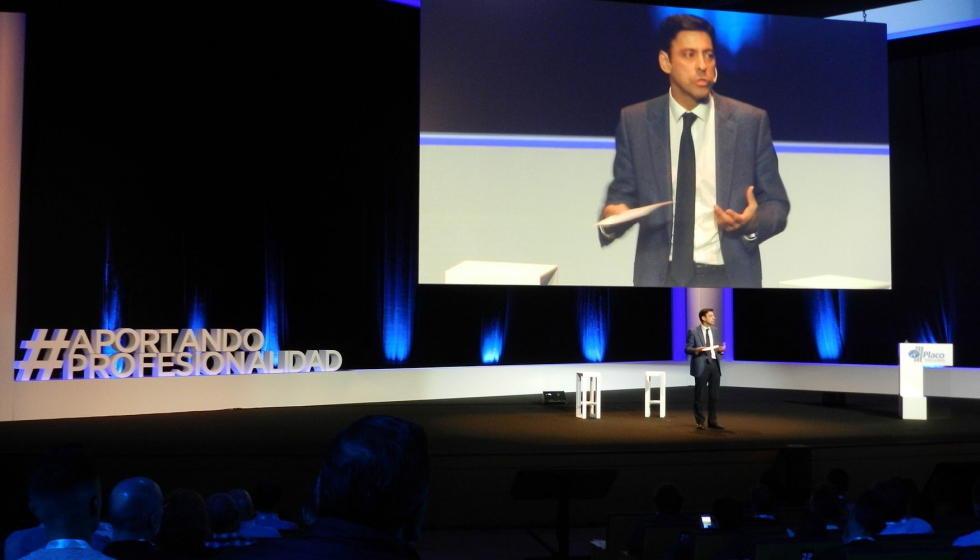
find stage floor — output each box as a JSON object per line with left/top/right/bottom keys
{"left": 4, "top": 387, "right": 978, "bottom": 452}
{"left": 2, "top": 387, "right": 980, "bottom": 531}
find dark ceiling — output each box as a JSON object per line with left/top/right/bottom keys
{"left": 0, "top": 0, "right": 921, "bottom": 20}
{"left": 611, "top": 0, "right": 914, "bottom": 18}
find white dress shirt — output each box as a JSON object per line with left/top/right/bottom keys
{"left": 702, "top": 326, "right": 716, "bottom": 359}
{"left": 667, "top": 90, "right": 723, "bottom": 266}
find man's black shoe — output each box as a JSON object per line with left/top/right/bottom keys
{"left": 708, "top": 423, "right": 725, "bottom": 430}
{"left": 696, "top": 422, "right": 706, "bottom": 430}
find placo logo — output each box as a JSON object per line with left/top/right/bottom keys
{"left": 908, "top": 347, "right": 922, "bottom": 361}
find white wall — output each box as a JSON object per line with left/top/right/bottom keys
{"left": 0, "top": 13, "right": 25, "bottom": 423}
{"left": 419, "top": 143, "right": 891, "bottom": 288}
{"left": 3, "top": 359, "right": 977, "bottom": 422}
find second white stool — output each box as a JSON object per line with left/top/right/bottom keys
{"left": 644, "top": 370, "right": 666, "bottom": 418}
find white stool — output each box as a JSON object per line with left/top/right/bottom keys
{"left": 575, "top": 371, "right": 601, "bottom": 419}
{"left": 644, "top": 370, "right": 666, "bottom": 418}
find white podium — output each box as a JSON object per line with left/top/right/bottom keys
{"left": 898, "top": 342, "right": 953, "bottom": 420}
{"left": 445, "top": 261, "right": 558, "bottom": 285}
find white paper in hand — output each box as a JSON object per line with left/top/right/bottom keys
{"left": 596, "top": 201, "right": 672, "bottom": 227}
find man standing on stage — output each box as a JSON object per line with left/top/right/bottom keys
{"left": 686, "top": 308, "right": 725, "bottom": 429}
{"left": 599, "top": 14, "right": 789, "bottom": 288}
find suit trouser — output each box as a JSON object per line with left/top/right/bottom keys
{"left": 693, "top": 359, "right": 720, "bottom": 425}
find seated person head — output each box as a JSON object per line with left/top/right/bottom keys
{"left": 108, "top": 477, "right": 164, "bottom": 542}
{"left": 907, "top": 491, "right": 935, "bottom": 523}
{"left": 206, "top": 493, "right": 241, "bottom": 535}
{"left": 711, "top": 496, "right": 743, "bottom": 531}
{"left": 316, "top": 415, "right": 431, "bottom": 541}
{"left": 156, "top": 489, "right": 210, "bottom": 555}
{"left": 827, "top": 468, "right": 849, "bottom": 496}
{"left": 654, "top": 483, "right": 684, "bottom": 515}
{"left": 973, "top": 480, "right": 980, "bottom": 519}
{"left": 253, "top": 479, "right": 284, "bottom": 513}
{"left": 758, "top": 469, "right": 782, "bottom": 494}
{"left": 846, "top": 490, "right": 887, "bottom": 540}
{"left": 228, "top": 489, "right": 256, "bottom": 523}
{"left": 873, "top": 478, "right": 909, "bottom": 523}
{"left": 28, "top": 446, "right": 101, "bottom": 543}
{"left": 809, "top": 483, "right": 843, "bottom": 526}
{"left": 751, "top": 484, "right": 775, "bottom": 516}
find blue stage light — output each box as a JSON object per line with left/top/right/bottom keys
{"left": 101, "top": 265, "right": 120, "bottom": 335}
{"left": 671, "top": 288, "right": 687, "bottom": 361}
{"left": 918, "top": 323, "right": 937, "bottom": 345}
{"left": 481, "top": 316, "right": 505, "bottom": 364}
{"left": 188, "top": 289, "right": 206, "bottom": 332}
{"left": 809, "top": 290, "right": 843, "bottom": 361}
{"left": 102, "top": 235, "right": 120, "bottom": 369}
{"left": 578, "top": 288, "right": 609, "bottom": 363}
{"left": 915, "top": 277, "right": 954, "bottom": 347}
{"left": 711, "top": 11, "right": 766, "bottom": 56}
{"left": 382, "top": 244, "right": 415, "bottom": 364}
{"left": 262, "top": 245, "right": 286, "bottom": 367}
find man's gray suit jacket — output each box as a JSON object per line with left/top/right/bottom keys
{"left": 601, "top": 92, "right": 790, "bottom": 288}
{"left": 685, "top": 325, "right": 721, "bottom": 379}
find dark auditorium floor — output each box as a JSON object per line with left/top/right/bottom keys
{"left": 3, "top": 387, "right": 980, "bottom": 555}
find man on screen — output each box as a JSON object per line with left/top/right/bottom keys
{"left": 599, "top": 14, "right": 789, "bottom": 288}
{"left": 686, "top": 308, "right": 725, "bottom": 429}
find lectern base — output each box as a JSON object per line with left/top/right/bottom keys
{"left": 901, "top": 396, "right": 927, "bottom": 420}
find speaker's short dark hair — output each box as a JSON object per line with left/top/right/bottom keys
{"left": 699, "top": 308, "right": 714, "bottom": 321}
{"left": 659, "top": 14, "right": 716, "bottom": 57}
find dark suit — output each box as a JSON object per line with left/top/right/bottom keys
{"left": 601, "top": 92, "right": 790, "bottom": 287}
{"left": 686, "top": 324, "right": 721, "bottom": 426}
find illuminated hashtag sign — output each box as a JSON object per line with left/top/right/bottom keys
{"left": 14, "top": 328, "right": 342, "bottom": 381}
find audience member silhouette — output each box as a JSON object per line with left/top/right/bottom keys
{"left": 706, "top": 496, "right": 749, "bottom": 560}
{"left": 102, "top": 477, "right": 165, "bottom": 560}
{"left": 204, "top": 494, "right": 254, "bottom": 550}
{"left": 662, "top": 496, "right": 743, "bottom": 560}
{"left": 813, "top": 489, "right": 887, "bottom": 560}
{"left": 155, "top": 489, "right": 214, "bottom": 559}
{"left": 827, "top": 468, "right": 851, "bottom": 511}
{"left": 875, "top": 477, "right": 933, "bottom": 534}
{"left": 217, "top": 414, "right": 430, "bottom": 559}
{"left": 808, "top": 483, "right": 844, "bottom": 532}
{"left": 16, "top": 448, "right": 111, "bottom": 560}
{"left": 954, "top": 480, "right": 980, "bottom": 547}
{"left": 4, "top": 524, "right": 50, "bottom": 560}
{"left": 710, "top": 496, "right": 744, "bottom": 533}
{"left": 791, "top": 510, "right": 829, "bottom": 539}
{"left": 251, "top": 481, "right": 298, "bottom": 532}
{"left": 907, "top": 489, "right": 936, "bottom": 525}
{"left": 757, "top": 468, "right": 786, "bottom": 507}
{"left": 746, "top": 484, "right": 780, "bottom": 526}
{"left": 226, "top": 490, "right": 277, "bottom": 539}
{"left": 6, "top": 449, "right": 111, "bottom": 560}
{"left": 627, "top": 483, "right": 699, "bottom": 556}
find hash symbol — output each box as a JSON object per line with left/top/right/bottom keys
{"left": 14, "top": 329, "right": 70, "bottom": 381}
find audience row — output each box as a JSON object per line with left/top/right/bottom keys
{"left": 4, "top": 415, "right": 428, "bottom": 560}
